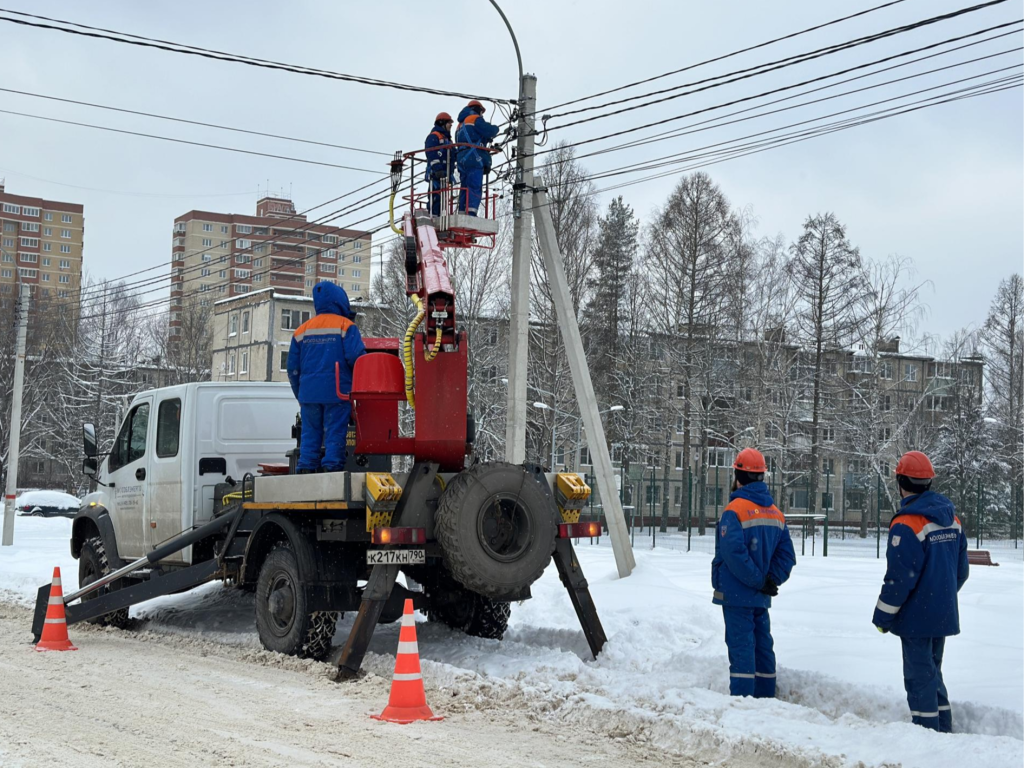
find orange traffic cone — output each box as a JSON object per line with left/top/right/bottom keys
{"left": 371, "top": 599, "right": 441, "bottom": 724}
{"left": 35, "top": 567, "right": 77, "bottom": 652}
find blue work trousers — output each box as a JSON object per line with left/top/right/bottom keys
{"left": 901, "top": 636, "right": 952, "bottom": 732}
{"left": 458, "top": 166, "right": 483, "bottom": 216}
{"left": 297, "top": 402, "right": 350, "bottom": 472}
{"left": 723, "top": 605, "right": 776, "bottom": 697}
{"left": 428, "top": 175, "right": 445, "bottom": 216}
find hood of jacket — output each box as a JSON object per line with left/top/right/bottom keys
{"left": 729, "top": 480, "right": 776, "bottom": 509}
{"left": 895, "top": 489, "right": 955, "bottom": 527}
{"left": 312, "top": 281, "right": 354, "bottom": 320}
{"left": 457, "top": 106, "right": 478, "bottom": 124}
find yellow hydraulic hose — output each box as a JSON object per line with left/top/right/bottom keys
{"left": 403, "top": 295, "right": 426, "bottom": 409}
{"left": 389, "top": 193, "right": 403, "bottom": 236}
{"left": 424, "top": 324, "right": 443, "bottom": 362}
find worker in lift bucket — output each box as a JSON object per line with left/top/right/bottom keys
{"left": 286, "top": 282, "right": 366, "bottom": 473}
{"left": 425, "top": 112, "right": 455, "bottom": 217}
{"left": 872, "top": 451, "right": 969, "bottom": 733}
{"left": 455, "top": 100, "right": 498, "bottom": 217}
{"left": 712, "top": 448, "right": 796, "bottom": 698}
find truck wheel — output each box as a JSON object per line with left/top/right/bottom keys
{"left": 255, "top": 543, "right": 337, "bottom": 661}
{"left": 79, "top": 536, "right": 131, "bottom": 629}
{"left": 435, "top": 462, "right": 557, "bottom": 601}
{"left": 429, "top": 590, "right": 511, "bottom": 640}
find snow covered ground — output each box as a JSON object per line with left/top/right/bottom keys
{"left": 1, "top": 515, "right": 1020, "bottom": 767}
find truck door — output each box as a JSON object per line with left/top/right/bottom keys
{"left": 105, "top": 397, "right": 152, "bottom": 560}
{"left": 145, "top": 396, "right": 186, "bottom": 563}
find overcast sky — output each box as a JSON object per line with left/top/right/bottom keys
{"left": 1, "top": 0, "right": 1020, "bottom": 341}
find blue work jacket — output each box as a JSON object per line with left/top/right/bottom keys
{"left": 424, "top": 124, "right": 455, "bottom": 180}
{"left": 873, "top": 490, "right": 969, "bottom": 637}
{"left": 712, "top": 482, "right": 796, "bottom": 609}
{"left": 286, "top": 282, "right": 366, "bottom": 404}
{"left": 455, "top": 107, "right": 498, "bottom": 171}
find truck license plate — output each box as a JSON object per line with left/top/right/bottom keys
{"left": 366, "top": 549, "right": 425, "bottom": 565}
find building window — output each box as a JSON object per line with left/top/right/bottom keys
{"left": 20, "top": 237, "right": 39, "bottom": 248}
{"left": 883, "top": 395, "right": 892, "bottom": 411}
{"left": 822, "top": 458, "right": 834, "bottom": 475}
{"left": 905, "top": 363, "right": 918, "bottom": 382}
{"left": 202, "top": 254, "right": 212, "bottom": 263}
{"left": 21, "top": 222, "right": 39, "bottom": 233}
{"left": 200, "top": 268, "right": 210, "bottom": 277}
{"left": 202, "top": 238, "right": 213, "bottom": 247}
{"left": 61, "top": 214, "right": 72, "bottom": 223}
{"left": 18, "top": 268, "right": 38, "bottom": 278}
{"left": 41, "top": 273, "right": 50, "bottom": 282}
{"left": 202, "top": 223, "right": 213, "bottom": 232}
{"left": 240, "top": 351, "right": 249, "bottom": 374}
{"left": 44, "top": 212, "right": 53, "bottom": 221}
{"left": 675, "top": 451, "right": 683, "bottom": 470}
{"left": 173, "top": 222, "right": 186, "bottom": 233}
{"left": 242, "top": 311, "right": 250, "bottom": 334}
{"left": 0, "top": 269, "right": 11, "bottom": 278}
{"left": 821, "top": 492, "right": 834, "bottom": 510}
{"left": 235, "top": 254, "right": 251, "bottom": 264}
{"left": 229, "top": 314, "right": 238, "bottom": 336}
{"left": 60, "top": 245, "right": 70, "bottom": 254}
{"left": 43, "top": 243, "right": 51, "bottom": 252}
{"left": 2, "top": 203, "right": 20, "bottom": 214}
{"left": 59, "top": 230, "right": 71, "bottom": 239}
{"left": 44, "top": 228, "right": 53, "bottom": 237}
{"left": 236, "top": 224, "right": 252, "bottom": 234}
{"left": 822, "top": 425, "right": 835, "bottom": 442}
{"left": 280, "top": 350, "right": 289, "bottom": 371}
{"left": 929, "top": 362, "right": 954, "bottom": 379}
{"left": 234, "top": 269, "right": 251, "bottom": 278}
{"left": 790, "top": 489, "right": 809, "bottom": 509}
{"left": 221, "top": 225, "right": 229, "bottom": 233}
{"left": 58, "top": 275, "right": 70, "bottom": 284}
{"left": 879, "top": 427, "right": 892, "bottom": 442}
{"left": 281, "top": 309, "right": 311, "bottom": 330}
{"left": 227, "top": 353, "right": 236, "bottom": 375}
{"left": 351, "top": 269, "right": 361, "bottom": 278}
{"left": 706, "top": 447, "right": 730, "bottom": 467}
{"left": 236, "top": 239, "right": 251, "bottom": 250}
{"left": 2, "top": 238, "right": 12, "bottom": 248}
{"left": 925, "top": 395, "right": 949, "bottom": 412}
{"left": 19, "top": 253, "right": 37, "bottom": 263}
{"left": 321, "top": 263, "right": 336, "bottom": 273}
{"left": 22, "top": 206, "right": 39, "bottom": 217}
{"left": 880, "top": 361, "right": 893, "bottom": 380}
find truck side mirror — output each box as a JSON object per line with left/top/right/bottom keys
{"left": 82, "top": 456, "right": 97, "bottom": 477}
{"left": 83, "top": 423, "right": 97, "bottom": 458}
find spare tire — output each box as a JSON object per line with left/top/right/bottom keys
{"left": 435, "top": 462, "right": 557, "bottom": 600}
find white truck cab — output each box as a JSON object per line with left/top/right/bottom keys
{"left": 82, "top": 382, "right": 297, "bottom": 564}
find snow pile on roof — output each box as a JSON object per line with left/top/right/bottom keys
{"left": 15, "top": 490, "right": 79, "bottom": 510}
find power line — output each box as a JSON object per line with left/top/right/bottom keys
{"left": 533, "top": 0, "right": 911, "bottom": 114}
{"left": 0, "top": 8, "right": 514, "bottom": 104}
{"left": 543, "top": 0, "right": 1010, "bottom": 122}
{"left": 0, "top": 109, "right": 384, "bottom": 174}
{"left": 576, "top": 26, "right": 1023, "bottom": 160}
{"left": 531, "top": 18, "right": 1022, "bottom": 155}
{"left": 0, "top": 88, "right": 393, "bottom": 158}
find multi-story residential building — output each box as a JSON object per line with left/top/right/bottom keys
{"left": 170, "top": 195, "right": 372, "bottom": 337}
{"left": 210, "top": 288, "right": 390, "bottom": 383}
{"left": 0, "top": 181, "right": 84, "bottom": 307}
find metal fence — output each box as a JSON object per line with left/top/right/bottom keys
{"left": 579, "top": 469, "right": 1024, "bottom": 560}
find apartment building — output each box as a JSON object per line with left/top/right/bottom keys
{"left": 0, "top": 181, "right": 84, "bottom": 306}
{"left": 170, "top": 195, "right": 372, "bottom": 336}
{"left": 210, "top": 288, "right": 389, "bottom": 383}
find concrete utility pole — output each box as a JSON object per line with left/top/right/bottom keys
{"left": 533, "top": 178, "right": 636, "bottom": 578}
{"left": 504, "top": 74, "right": 536, "bottom": 465}
{"left": 2, "top": 283, "right": 30, "bottom": 546}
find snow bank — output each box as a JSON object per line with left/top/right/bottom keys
{"left": 1, "top": 515, "right": 1020, "bottom": 768}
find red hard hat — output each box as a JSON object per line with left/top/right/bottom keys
{"left": 435, "top": 111, "right": 453, "bottom": 123}
{"left": 896, "top": 451, "right": 935, "bottom": 480}
{"left": 467, "top": 99, "right": 486, "bottom": 113}
{"left": 733, "top": 448, "right": 767, "bottom": 474}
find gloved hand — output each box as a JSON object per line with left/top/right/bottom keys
{"left": 430, "top": 168, "right": 447, "bottom": 180}
{"left": 760, "top": 577, "right": 779, "bottom": 597}
{"left": 876, "top": 625, "right": 889, "bottom": 634}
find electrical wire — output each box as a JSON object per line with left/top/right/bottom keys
{"left": 542, "top": 0, "right": 1010, "bottom": 122}
{"left": 530, "top": 18, "right": 1023, "bottom": 155}
{"left": 0, "top": 88, "right": 393, "bottom": 158}
{"left": 533, "top": 0, "right": 911, "bottom": 114}
{"left": 0, "top": 8, "right": 514, "bottom": 104}
{"left": 0, "top": 109, "right": 383, "bottom": 174}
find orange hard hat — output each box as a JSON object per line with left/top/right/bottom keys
{"left": 733, "top": 447, "right": 767, "bottom": 474}
{"left": 896, "top": 450, "right": 935, "bottom": 480}
{"left": 435, "top": 111, "right": 453, "bottom": 123}
{"left": 467, "top": 99, "right": 486, "bottom": 113}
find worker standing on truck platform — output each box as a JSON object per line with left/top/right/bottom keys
{"left": 712, "top": 447, "right": 796, "bottom": 698}
{"left": 872, "top": 450, "right": 969, "bottom": 733}
{"left": 455, "top": 100, "right": 498, "bottom": 217}
{"left": 425, "top": 112, "right": 455, "bottom": 216}
{"left": 287, "top": 282, "right": 366, "bottom": 473}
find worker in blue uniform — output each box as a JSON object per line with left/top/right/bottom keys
{"left": 873, "top": 451, "right": 969, "bottom": 733}
{"left": 286, "top": 282, "right": 366, "bottom": 473}
{"left": 455, "top": 100, "right": 499, "bottom": 217}
{"left": 712, "top": 448, "right": 796, "bottom": 698}
{"left": 424, "top": 112, "right": 455, "bottom": 216}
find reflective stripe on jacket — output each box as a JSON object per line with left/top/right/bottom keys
{"left": 424, "top": 126, "right": 454, "bottom": 180}
{"left": 455, "top": 107, "right": 498, "bottom": 171}
{"left": 873, "top": 490, "right": 969, "bottom": 637}
{"left": 712, "top": 482, "right": 796, "bottom": 608}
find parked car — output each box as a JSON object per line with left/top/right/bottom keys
{"left": 16, "top": 490, "right": 81, "bottom": 518}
